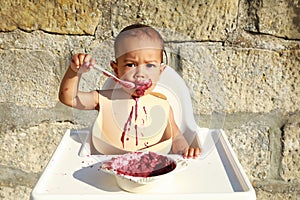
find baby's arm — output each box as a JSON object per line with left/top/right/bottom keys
{"left": 59, "top": 53, "right": 99, "bottom": 110}
{"left": 167, "top": 107, "right": 201, "bottom": 158}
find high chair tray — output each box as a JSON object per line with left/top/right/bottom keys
{"left": 31, "top": 128, "right": 256, "bottom": 200}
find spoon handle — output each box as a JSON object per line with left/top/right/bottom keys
{"left": 93, "top": 65, "right": 110, "bottom": 75}
{"left": 93, "top": 64, "right": 135, "bottom": 89}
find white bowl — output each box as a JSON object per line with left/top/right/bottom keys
{"left": 100, "top": 151, "right": 188, "bottom": 193}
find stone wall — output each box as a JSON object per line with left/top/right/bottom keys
{"left": 0, "top": 0, "right": 299, "bottom": 199}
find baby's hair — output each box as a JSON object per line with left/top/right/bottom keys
{"left": 114, "top": 24, "right": 165, "bottom": 59}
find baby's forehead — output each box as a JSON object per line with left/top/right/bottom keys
{"left": 115, "top": 28, "right": 164, "bottom": 58}
{"left": 116, "top": 37, "right": 163, "bottom": 59}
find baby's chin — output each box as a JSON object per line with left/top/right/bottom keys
{"left": 130, "top": 89, "right": 152, "bottom": 98}
{"left": 125, "top": 80, "right": 153, "bottom": 98}
{"left": 121, "top": 87, "right": 153, "bottom": 98}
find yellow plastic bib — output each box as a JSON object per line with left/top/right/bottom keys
{"left": 92, "top": 92, "right": 172, "bottom": 154}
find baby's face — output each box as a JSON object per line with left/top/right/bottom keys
{"left": 112, "top": 48, "right": 165, "bottom": 97}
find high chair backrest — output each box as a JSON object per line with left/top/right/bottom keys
{"left": 102, "top": 66, "right": 198, "bottom": 135}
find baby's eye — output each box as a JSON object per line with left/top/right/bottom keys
{"left": 145, "top": 63, "right": 157, "bottom": 68}
{"left": 126, "top": 63, "right": 136, "bottom": 68}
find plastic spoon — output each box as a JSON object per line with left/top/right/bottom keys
{"left": 93, "top": 64, "right": 136, "bottom": 89}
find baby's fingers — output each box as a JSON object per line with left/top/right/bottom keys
{"left": 183, "top": 147, "right": 201, "bottom": 159}
{"left": 71, "top": 54, "right": 95, "bottom": 73}
{"left": 78, "top": 53, "right": 88, "bottom": 65}
{"left": 193, "top": 147, "right": 201, "bottom": 158}
{"left": 82, "top": 54, "right": 95, "bottom": 64}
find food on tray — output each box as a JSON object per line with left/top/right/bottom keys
{"left": 101, "top": 151, "right": 176, "bottom": 177}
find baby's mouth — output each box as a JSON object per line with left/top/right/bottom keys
{"left": 134, "top": 80, "right": 152, "bottom": 97}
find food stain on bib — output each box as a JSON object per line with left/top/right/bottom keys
{"left": 120, "top": 97, "right": 149, "bottom": 148}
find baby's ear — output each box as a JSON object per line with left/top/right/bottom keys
{"left": 110, "top": 60, "right": 118, "bottom": 75}
{"left": 160, "top": 63, "right": 167, "bottom": 74}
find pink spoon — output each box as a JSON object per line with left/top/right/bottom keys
{"left": 93, "top": 64, "right": 136, "bottom": 89}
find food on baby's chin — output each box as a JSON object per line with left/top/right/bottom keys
{"left": 135, "top": 80, "right": 152, "bottom": 96}
{"left": 102, "top": 151, "right": 176, "bottom": 177}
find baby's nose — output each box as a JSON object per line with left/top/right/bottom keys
{"left": 134, "top": 66, "right": 146, "bottom": 79}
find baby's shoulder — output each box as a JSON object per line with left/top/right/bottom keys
{"left": 97, "top": 89, "right": 113, "bottom": 98}
{"left": 149, "top": 92, "right": 167, "bottom": 100}
{"left": 98, "top": 88, "right": 127, "bottom": 99}
{"left": 147, "top": 92, "right": 170, "bottom": 109}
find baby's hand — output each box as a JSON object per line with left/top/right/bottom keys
{"left": 183, "top": 147, "right": 201, "bottom": 159}
{"left": 70, "top": 53, "right": 95, "bottom": 74}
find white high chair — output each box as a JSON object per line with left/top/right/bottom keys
{"left": 31, "top": 66, "right": 256, "bottom": 200}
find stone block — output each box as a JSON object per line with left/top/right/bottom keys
{"left": 0, "top": 0, "right": 101, "bottom": 35}
{"left": 0, "top": 30, "right": 95, "bottom": 108}
{"left": 253, "top": 179, "right": 300, "bottom": 200}
{"left": 0, "top": 122, "right": 77, "bottom": 173}
{"left": 237, "top": 0, "right": 300, "bottom": 40}
{"left": 225, "top": 120, "right": 271, "bottom": 180}
{"left": 257, "top": 1, "right": 300, "bottom": 39}
{"left": 0, "top": 49, "right": 59, "bottom": 108}
{"left": 255, "top": 188, "right": 299, "bottom": 200}
{"left": 0, "top": 0, "right": 239, "bottom": 39}
{"left": 0, "top": 186, "right": 31, "bottom": 200}
{"left": 109, "top": 0, "right": 239, "bottom": 41}
{"left": 167, "top": 43, "right": 300, "bottom": 114}
{"left": 213, "top": 48, "right": 300, "bottom": 114}
{"left": 225, "top": 28, "right": 300, "bottom": 50}
{"left": 280, "top": 113, "right": 300, "bottom": 182}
